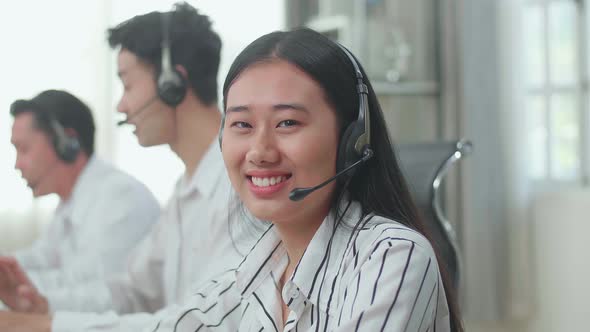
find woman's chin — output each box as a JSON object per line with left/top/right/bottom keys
{"left": 247, "top": 205, "right": 279, "bottom": 222}
{"left": 243, "top": 198, "right": 290, "bottom": 223}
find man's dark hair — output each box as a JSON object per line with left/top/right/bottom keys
{"left": 10, "top": 89, "right": 95, "bottom": 156}
{"left": 107, "top": 2, "right": 221, "bottom": 106}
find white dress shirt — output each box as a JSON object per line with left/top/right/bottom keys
{"left": 147, "top": 200, "right": 451, "bottom": 332}
{"left": 12, "top": 156, "right": 160, "bottom": 309}
{"left": 51, "top": 143, "right": 255, "bottom": 332}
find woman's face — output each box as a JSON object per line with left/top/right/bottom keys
{"left": 222, "top": 59, "right": 340, "bottom": 227}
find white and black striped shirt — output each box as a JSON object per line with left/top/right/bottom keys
{"left": 148, "top": 200, "right": 450, "bottom": 332}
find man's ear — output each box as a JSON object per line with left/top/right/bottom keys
{"left": 175, "top": 64, "right": 188, "bottom": 81}
{"left": 63, "top": 128, "right": 78, "bottom": 138}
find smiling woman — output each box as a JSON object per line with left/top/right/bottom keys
{"left": 223, "top": 60, "right": 339, "bottom": 229}
{"left": 147, "top": 27, "right": 464, "bottom": 332}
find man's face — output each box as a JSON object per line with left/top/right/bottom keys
{"left": 116, "top": 49, "right": 176, "bottom": 147}
{"left": 10, "top": 113, "right": 60, "bottom": 197}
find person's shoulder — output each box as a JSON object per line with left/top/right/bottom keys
{"left": 93, "top": 158, "right": 147, "bottom": 188}
{"left": 210, "top": 169, "right": 233, "bottom": 199}
{"left": 190, "top": 268, "right": 239, "bottom": 303}
{"left": 155, "top": 268, "right": 243, "bottom": 332}
{"left": 354, "top": 215, "right": 437, "bottom": 260}
{"left": 89, "top": 158, "right": 159, "bottom": 204}
{"left": 198, "top": 146, "right": 232, "bottom": 199}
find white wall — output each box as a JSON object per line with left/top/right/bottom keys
{"left": 466, "top": 189, "right": 590, "bottom": 332}
{"left": 528, "top": 189, "right": 590, "bottom": 331}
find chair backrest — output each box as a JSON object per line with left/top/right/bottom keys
{"left": 396, "top": 139, "right": 472, "bottom": 292}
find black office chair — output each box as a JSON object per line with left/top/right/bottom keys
{"left": 396, "top": 139, "right": 472, "bottom": 292}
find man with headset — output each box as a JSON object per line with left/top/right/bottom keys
{"left": 0, "top": 89, "right": 160, "bottom": 314}
{"left": 0, "top": 2, "right": 252, "bottom": 331}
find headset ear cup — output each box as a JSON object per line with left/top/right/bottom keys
{"left": 61, "top": 137, "right": 81, "bottom": 163}
{"left": 337, "top": 121, "right": 365, "bottom": 173}
{"left": 49, "top": 119, "right": 81, "bottom": 163}
{"left": 157, "top": 68, "right": 187, "bottom": 106}
{"left": 54, "top": 135, "right": 81, "bottom": 163}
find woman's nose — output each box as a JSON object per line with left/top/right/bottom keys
{"left": 246, "top": 129, "right": 279, "bottom": 166}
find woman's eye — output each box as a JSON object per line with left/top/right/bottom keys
{"left": 277, "top": 119, "right": 299, "bottom": 128}
{"left": 230, "top": 121, "right": 252, "bottom": 129}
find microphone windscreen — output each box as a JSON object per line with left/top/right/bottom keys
{"left": 289, "top": 188, "right": 311, "bottom": 201}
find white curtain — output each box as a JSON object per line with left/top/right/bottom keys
{"left": 498, "top": 0, "right": 535, "bottom": 319}
{"left": 459, "top": 0, "right": 532, "bottom": 324}
{"left": 496, "top": 0, "right": 532, "bottom": 320}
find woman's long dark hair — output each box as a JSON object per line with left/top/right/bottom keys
{"left": 222, "top": 28, "right": 463, "bottom": 332}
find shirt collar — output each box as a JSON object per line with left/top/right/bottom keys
{"left": 235, "top": 198, "right": 364, "bottom": 314}
{"left": 286, "top": 200, "right": 362, "bottom": 312}
{"left": 64, "top": 155, "right": 102, "bottom": 225}
{"left": 176, "top": 141, "right": 225, "bottom": 199}
{"left": 235, "top": 224, "right": 284, "bottom": 298}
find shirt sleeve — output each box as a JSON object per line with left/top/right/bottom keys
{"left": 46, "top": 211, "right": 170, "bottom": 317}
{"left": 52, "top": 306, "right": 176, "bottom": 332}
{"left": 26, "top": 182, "right": 161, "bottom": 313}
{"left": 105, "top": 215, "right": 170, "bottom": 315}
{"left": 13, "top": 216, "right": 64, "bottom": 270}
{"left": 141, "top": 271, "right": 243, "bottom": 332}
{"left": 334, "top": 238, "right": 449, "bottom": 332}
{"left": 51, "top": 271, "right": 239, "bottom": 332}
{"left": 49, "top": 213, "right": 175, "bottom": 332}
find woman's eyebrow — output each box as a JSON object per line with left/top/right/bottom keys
{"left": 226, "top": 103, "right": 310, "bottom": 114}
{"left": 273, "top": 103, "right": 309, "bottom": 113}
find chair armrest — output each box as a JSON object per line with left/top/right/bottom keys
{"left": 432, "top": 139, "right": 472, "bottom": 290}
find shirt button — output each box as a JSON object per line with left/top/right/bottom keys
{"left": 291, "top": 290, "right": 299, "bottom": 299}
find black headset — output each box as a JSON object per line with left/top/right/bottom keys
{"left": 335, "top": 44, "right": 371, "bottom": 173}
{"left": 157, "top": 11, "right": 187, "bottom": 107}
{"left": 218, "top": 43, "right": 371, "bottom": 171}
{"left": 43, "top": 111, "right": 81, "bottom": 163}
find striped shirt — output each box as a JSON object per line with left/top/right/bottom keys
{"left": 148, "top": 200, "right": 450, "bottom": 332}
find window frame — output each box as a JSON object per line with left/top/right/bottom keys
{"left": 526, "top": 0, "right": 589, "bottom": 184}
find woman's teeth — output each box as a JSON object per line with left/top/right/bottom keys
{"left": 251, "top": 176, "right": 287, "bottom": 187}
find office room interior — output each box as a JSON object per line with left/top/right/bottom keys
{"left": 0, "top": 0, "right": 586, "bottom": 331}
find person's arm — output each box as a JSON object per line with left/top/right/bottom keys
{"left": 334, "top": 239, "right": 449, "bottom": 331}
{"left": 26, "top": 183, "right": 160, "bottom": 312}
{"left": 47, "top": 214, "right": 174, "bottom": 331}
{"left": 0, "top": 184, "right": 161, "bottom": 314}
{"left": 0, "top": 311, "right": 51, "bottom": 332}
{"left": 52, "top": 304, "right": 184, "bottom": 332}
{"left": 52, "top": 310, "right": 170, "bottom": 332}
{"left": 139, "top": 271, "right": 242, "bottom": 332}
{"left": 12, "top": 215, "right": 64, "bottom": 271}
{"left": 45, "top": 208, "right": 168, "bottom": 314}
{"left": 0, "top": 256, "right": 42, "bottom": 312}
{"left": 50, "top": 268, "right": 239, "bottom": 332}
